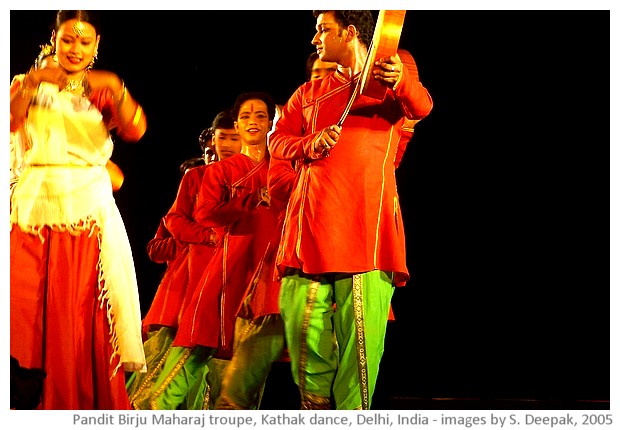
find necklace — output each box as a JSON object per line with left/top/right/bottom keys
{"left": 63, "top": 72, "right": 88, "bottom": 94}
{"left": 64, "top": 79, "right": 82, "bottom": 92}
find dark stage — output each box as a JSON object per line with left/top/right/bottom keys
{"left": 9, "top": 9, "right": 611, "bottom": 409}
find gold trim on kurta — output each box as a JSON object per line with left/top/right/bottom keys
{"left": 220, "top": 229, "right": 229, "bottom": 348}
{"left": 188, "top": 269, "right": 209, "bottom": 345}
{"left": 220, "top": 157, "right": 268, "bottom": 348}
{"left": 290, "top": 78, "right": 359, "bottom": 265}
{"left": 295, "top": 169, "right": 310, "bottom": 259}
{"left": 373, "top": 123, "right": 396, "bottom": 267}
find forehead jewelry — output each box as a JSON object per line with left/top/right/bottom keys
{"left": 73, "top": 20, "right": 85, "bottom": 36}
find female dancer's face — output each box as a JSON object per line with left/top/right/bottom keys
{"left": 54, "top": 18, "right": 99, "bottom": 75}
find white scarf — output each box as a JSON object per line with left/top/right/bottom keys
{"left": 11, "top": 82, "right": 146, "bottom": 374}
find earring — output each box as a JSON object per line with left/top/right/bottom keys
{"left": 87, "top": 50, "right": 98, "bottom": 70}
{"left": 49, "top": 33, "right": 56, "bottom": 59}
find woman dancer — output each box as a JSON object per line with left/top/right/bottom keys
{"left": 10, "top": 10, "right": 147, "bottom": 409}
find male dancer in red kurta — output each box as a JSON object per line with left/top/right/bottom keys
{"left": 163, "top": 110, "right": 241, "bottom": 328}
{"left": 142, "top": 218, "right": 188, "bottom": 334}
{"left": 146, "top": 92, "right": 278, "bottom": 410}
{"left": 214, "top": 155, "right": 298, "bottom": 409}
{"left": 268, "top": 10, "right": 433, "bottom": 410}
{"left": 214, "top": 51, "right": 342, "bottom": 410}
{"left": 127, "top": 111, "right": 240, "bottom": 409}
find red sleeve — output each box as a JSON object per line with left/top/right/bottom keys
{"left": 394, "top": 119, "right": 418, "bottom": 169}
{"left": 146, "top": 218, "right": 180, "bottom": 264}
{"left": 89, "top": 87, "right": 116, "bottom": 129}
{"left": 164, "top": 167, "right": 216, "bottom": 245}
{"left": 194, "top": 159, "right": 258, "bottom": 226}
{"left": 267, "top": 157, "right": 297, "bottom": 204}
{"left": 393, "top": 51, "right": 428, "bottom": 168}
{"left": 10, "top": 75, "right": 22, "bottom": 97}
{"left": 268, "top": 85, "right": 323, "bottom": 161}
{"left": 392, "top": 51, "right": 433, "bottom": 120}
{"left": 10, "top": 76, "right": 25, "bottom": 132}
{"left": 89, "top": 87, "right": 143, "bottom": 142}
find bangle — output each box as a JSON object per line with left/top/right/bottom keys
{"left": 114, "top": 80, "right": 127, "bottom": 108}
{"left": 131, "top": 105, "right": 143, "bottom": 128}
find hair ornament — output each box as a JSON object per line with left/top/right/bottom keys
{"left": 39, "top": 44, "right": 54, "bottom": 57}
{"left": 73, "top": 20, "right": 86, "bottom": 36}
{"left": 34, "top": 44, "right": 55, "bottom": 69}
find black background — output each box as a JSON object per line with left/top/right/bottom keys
{"left": 10, "top": 10, "right": 610, "bottom": 406}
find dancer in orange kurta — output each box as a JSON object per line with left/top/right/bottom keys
{"left": 268, "top": 11, "right": 433, "bottom": 409}
{"left": 10, "top": 10, "right": 147, "bottom": 410}
{"left": 174, "top": 154, "right": 274, "bottom": 350}
{"left": 124, "top": 218, "right": 189, "bottom": 409}
{"left": 213, "top": 156, "right": 298, "bottom": 409}
{"left": 126, "top": 110, "right": 241, "bottom": 410}
{"left": 213, "top": 57, "right": 340, "bottom": 409}
{"left": 145, "top": 92, "right": 278, "bottom": 410}
{"left": 163, "top": 111, "right": 243, "bottom": 325}
{"left": 141, "top": 219, "right": 189, "bottom": 334}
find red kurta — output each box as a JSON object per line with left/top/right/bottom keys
{"left": 238, "top": 157, "right": 298, "bottom": 319}
{"left": 163, "top": 165, "right": 218, "bottom": 321}
{"left": 141, "top": 219, "right": 189, "bottom": 334}
{"left": 146, "top": 218, "right": 181, "bottom": 264}
{"left": 173, "top": 154, "right": 277, "bottom": 353}
{"left": 269, "top": 56, "right": 433, "bottom": 287}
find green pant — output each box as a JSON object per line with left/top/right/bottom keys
{"left": 126, "top": 326, "right": 176, "bottom": 409}
{"left": 215, "top": 315, "right": 285, "bottom": 409}
{"left": 279, "top": 270, "right": 394, "bottom": 410}
{"left": 147, "top": 344, "right": 227, "bottom": 410}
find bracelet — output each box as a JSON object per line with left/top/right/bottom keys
{"left": 131, "top": 105, "right": 143, "bottom": 128}
{"left": 120, "top": 103, "right": 143, "bottom": 131}
{"left": 114, "top": 80, "right": 127, "bottom": 108}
